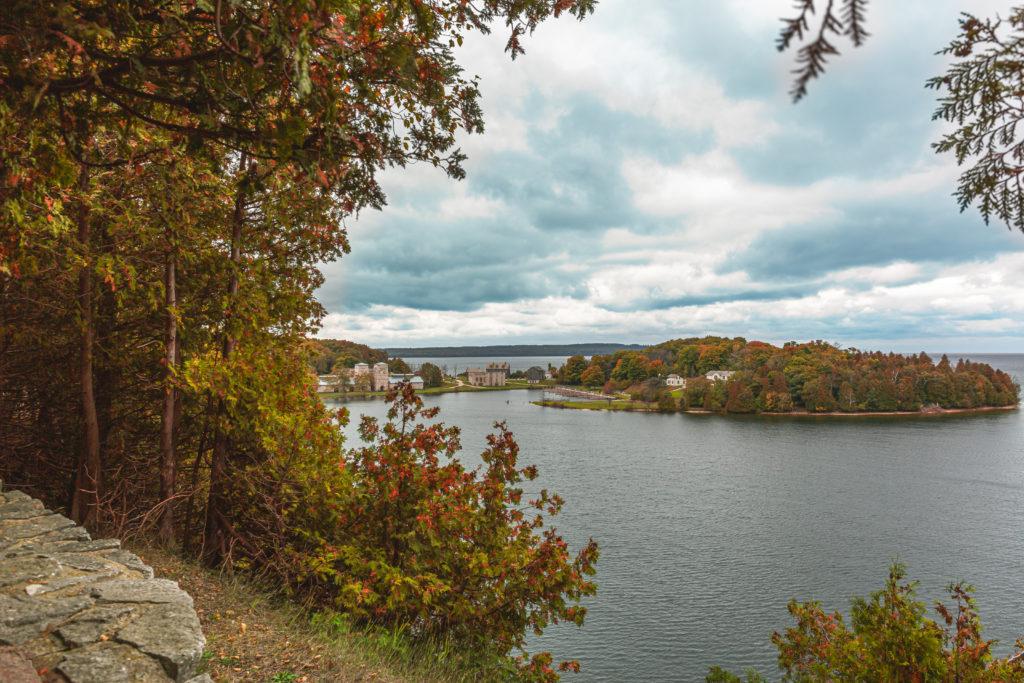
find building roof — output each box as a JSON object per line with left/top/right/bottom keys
{"left": 390, "top": 374, "right": 424, "bottom": 383}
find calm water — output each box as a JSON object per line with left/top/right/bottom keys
{"left": 402, "top": 355, "right": 569, "bottom": 374}
{"left": 332, "top": 354, "right": 1024, "bottom": 681}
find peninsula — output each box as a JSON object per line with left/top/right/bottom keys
{"left": 535, "top": 337, "right": 1020, "bottom": 416}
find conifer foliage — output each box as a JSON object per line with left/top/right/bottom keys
{"left": 709, "top": 564, "right": 1024, "bottom": 682}
{"left": 929, "top": 8, "right": 1024, "bottom": 232}
{"left": 777, "top": 0, "right": 870, "bottom": 101}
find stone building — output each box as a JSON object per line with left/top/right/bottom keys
{"left": 467, "top": 362, "right": 509, "bottom": 387}
{"left": 352, "top": 361, "right": 391, "bottom": 391}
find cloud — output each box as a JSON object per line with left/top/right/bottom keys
{"left": 315, "top": 0, "right": 1024, "bottom": 351}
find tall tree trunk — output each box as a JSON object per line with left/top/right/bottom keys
{"left": 203, "top": 163, "right": 248, "bottom": 566}
{"left": 70, "top": 163, "right": 102, "bottom": 528}
{"left": 157, "top": 238, "right": 178, "bottom": 545}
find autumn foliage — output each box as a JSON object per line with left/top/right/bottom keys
{"left": 245, "top": 385, "right": 599, "bottom": 679}
{"left": 559, "top": 337, "right": 1019, "bottom": 415}
{"left": 710, "top": 563, "right": 1024, "bottom": 682}
{"left": 0, "top": 0, "right": 601, "bottom": 677}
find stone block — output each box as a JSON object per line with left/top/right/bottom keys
{"left": 91, "top": 579, "right": 193, "bottom": 607}
{"left": 0, "top": 554, "right": 62, "bottom": 588}
{"left": 0, "top": 594, "right": 94, "bottom": 644}
{"left": 101, "top": 550, "right": 155, "bottom": 579}
{"left": 57, "top": 605, "right": 135, "bottom": 648}
{"left": 0, "top": 645, "right": 42, "bottom": 682}
{"left": 56, "top": 642, "right": 172, "bottom": 683}
{"left": 115, "top": 604, "right": 205, "bottom": 680}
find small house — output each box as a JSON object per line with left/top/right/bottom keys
{"left": 705, "top": 370, "right": 735, "bottom": 382}
{"left": 389, "top": 374, "right": 425, "bottom": 390}
{"left": 316, "top": 375, "right": 340, "bottom": 393}
{"left": 665, "top": 374, "right": 686, "bottom": 388}
{"left": 525, "top": 366, "right": 546, "bottom": 384}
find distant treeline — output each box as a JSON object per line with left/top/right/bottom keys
{"left": 558, "top": 336, "right": 1020, "bottom": 414}
{"left": 386, "top": 343, "right": 645, "bottom": 358}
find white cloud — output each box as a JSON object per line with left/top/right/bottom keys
{"left": 317, "top": 0, "right": 1024, "bottom": 351}
{"left": 457, "top": 6, "right": 779, "bottom": 149}
{"left": 319, "top": 253, "right": 1024, "bottom": 350}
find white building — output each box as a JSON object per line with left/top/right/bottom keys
{"left": 665, "top": 374, "right": 686, "bottom": 388}
{"left": 389, "top": 374, "right": 425, "bottom": 390}
{"left": 316, "top": 375, "right": 340, "bottom": 393}
{"left": 705, "top": 370, "right": 735, "bottom": 382}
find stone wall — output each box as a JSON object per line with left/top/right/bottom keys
{"left": 0, "top": 484, "right": 208, "bottom": 682}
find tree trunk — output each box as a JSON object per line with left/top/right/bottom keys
{"left": 70, "top": 163, "right": 102, "bottom": 528}
{"left": 157, "top": 240, "right": 178, "bottom": 545}
{"left": 203, "top": 164, "right": 248, "bottom": 566}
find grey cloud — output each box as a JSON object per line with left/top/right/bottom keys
{"left": 723, "top": 201, "right": 1024, "bottom": 282}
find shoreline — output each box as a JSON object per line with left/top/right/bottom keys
{"left": 532, "top": 400, "right": 1019, "bottom": 418}
{"left": 321, "top": 383, "right": 550, "bottom": 400}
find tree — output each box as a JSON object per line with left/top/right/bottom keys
{"left": 610, "top": 352, "right": 652, "bottom": 382}
{"left": 724, "top": 377, "right": 757, "bottom": 414}
{"left": 1, "top": 0, "right": 595, "bottom": 192}
{"left": 580, "top": 364, "right": 606, "bottom": 387}
{"left": 712, "top": 564, "right": 1024, "bottom": 682}
{"left": 388, "top": 357, "right": 412, "bottom": 374}
{"left": 560, "top": 355, "right": 589, "bottom": 385}
{"left": 682, "top": 376, "right": 710, "bottom": 410}
{"left": 419, "top": 362, "right": 444, "bottom": 388}
{"left": 778, "top": 3, "right": 1024, "bottom": 235}
{"left": 1, "top": 0, "right": 601, "bottom": 563}
{"left": 928, "top": 9, "right": 1024, "bottom": 232}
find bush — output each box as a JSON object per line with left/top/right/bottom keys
{"left": 278, "top": 386, "right": 599, "bottom": 680}
{"left": 711, "top": 563, "right": 1024, "bottom": 682}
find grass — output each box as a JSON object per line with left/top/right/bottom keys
{"left": 133, "top": 544, "right": 497, "bottom": 682}
{"left": 532, "top": 399, "right": 658, "bottom": 412}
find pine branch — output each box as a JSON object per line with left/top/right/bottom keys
{"left": 778, "top": 0, "right": 870, "bottom": 102}
{"left": 929, "top": 9, "right": 1024, "bottom": 232}
{"left": 842, "top": 0, "right": 869, "bottom": 46}
{"left": 777, "top": 0, "right": 816, "bottom": 52}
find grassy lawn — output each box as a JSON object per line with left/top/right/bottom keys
{"left": 532, "top": 399, "right": 658, "bottom": 412}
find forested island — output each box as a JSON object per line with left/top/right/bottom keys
{"left": 544, "top": 337, "right": 1020, "bottom": 415}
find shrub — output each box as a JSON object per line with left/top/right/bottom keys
{"left": 710, "top": 563, "right": 1024, "bottom": 682}
{"left": 283, "top": 385, "right": 599, "bottom": 680}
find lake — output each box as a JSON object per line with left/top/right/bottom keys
{"left": 331, "top": 354, "right": 1024, "bottom": 681}
{"left": 401, "top": 355, "right": 569, "bottom": 374}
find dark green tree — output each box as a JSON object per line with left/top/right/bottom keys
{"left": 419, "top": 362, "right": 444, "bottom": 388}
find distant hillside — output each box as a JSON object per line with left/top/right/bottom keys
{"left": 307, "top": 339, "right": 389, "bottom": 374}
{"left": 386, "top": 343, "right": 645, "bottom": 358}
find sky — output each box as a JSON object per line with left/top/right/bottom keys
{"left": 317, "top": 0, "right": 1024, "bottom": 352}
